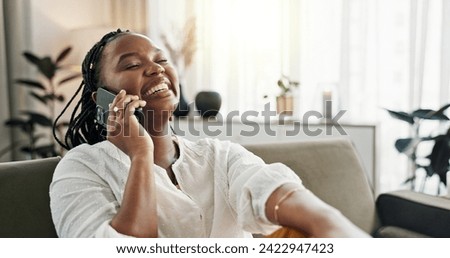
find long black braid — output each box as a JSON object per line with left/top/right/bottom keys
{"left": 53, "top": 29, "right": 129, "bottom": 150}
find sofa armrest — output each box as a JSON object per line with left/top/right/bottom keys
{"left": 376, "top": 190, "right": 450, "bottom": 237}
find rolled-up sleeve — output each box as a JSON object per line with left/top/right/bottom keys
{"left": 226, "top": 143, "right": 304, "bottom": 235}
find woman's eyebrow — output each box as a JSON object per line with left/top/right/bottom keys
{"left": 117, "top": 49, "right": 163, "bottom": 63}
{"left": 117, "top": 52, "right": 140, "bottom": 63}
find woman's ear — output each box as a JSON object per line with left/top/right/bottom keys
{"left": 91, "top": 91, "right": 97, "bottom": 103}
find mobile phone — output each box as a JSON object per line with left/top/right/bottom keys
{"left": 95, "top": 87, "right": 144, "bottom": 127}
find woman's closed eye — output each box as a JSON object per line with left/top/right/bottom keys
{"left": 156, "top": 59, "right": 168, "bottom": 64}
{"left": 125, "top": 63, "right": 141, "bottom": 70}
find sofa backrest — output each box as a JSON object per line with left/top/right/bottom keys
{"left": 0, "top": 157, "right": 60, "bottom": 237}
{"left": 0, "top": 139, "right": 377, "bottom": 237}
{"left": 244, "top": 138, "right": 379, "bottom": 234}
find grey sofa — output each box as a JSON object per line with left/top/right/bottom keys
{"left": 1, "top": 138, "right": 449, "bottom": 237}
{"left": 0, "top": 156, "right": 60, "bottom": 237}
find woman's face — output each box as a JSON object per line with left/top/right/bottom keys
{"left": 99, "top": 33, "right": 179, "bottom": 113}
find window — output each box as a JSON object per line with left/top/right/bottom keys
{"left": 148, "top": 0, "right": 450, "bottom": 193}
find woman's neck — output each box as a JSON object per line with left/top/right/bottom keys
{"left": 148, "top": 121, "right": 178, "bottom": 169}
{"left": 152, "top": 132, "right": 174, "bottom": 155}
{"left": 143, "top": 111, "right": 179, "bottom": 169}
{"left": 151, "top": 132, "right": 179, "bottom": 185}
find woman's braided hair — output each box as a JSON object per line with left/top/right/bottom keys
{"left": 53, "top": 29, "right": 129, "bottom": 150}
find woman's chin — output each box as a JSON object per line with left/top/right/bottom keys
{"left": 143, "top": 101, "right": 178, "bottom": 118}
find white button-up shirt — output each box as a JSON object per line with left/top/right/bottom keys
{"left": 50, "top": 137, "right": 303, "bottom": 237}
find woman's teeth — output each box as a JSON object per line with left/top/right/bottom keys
{"left": 144, "top": 83, "right": 169, "bottom": 96}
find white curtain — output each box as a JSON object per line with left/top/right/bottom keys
{"left": 148, "top": 0, "right": 450, "bottom": 193}
{"left": 340, "top": 0, "right": 450, "bottom": 193}
{"left": 0, "top": 0, "right": 32, "bottom": 161}
{"left": 0, "top": 0, "right": 11, "bottom": 162}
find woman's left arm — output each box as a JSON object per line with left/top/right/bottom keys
{"left": 265, "top": 183, "right": 371, "bottom": 237}
{"left": 225, "top": 141, "right": 369, "bottom": 237}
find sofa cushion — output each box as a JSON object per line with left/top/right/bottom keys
{"left": 374, "top": 226, "right": 429, "bottom": 238}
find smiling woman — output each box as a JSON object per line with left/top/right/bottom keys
{"left": 49, "top": 29, "right": 369, "bottom": 238}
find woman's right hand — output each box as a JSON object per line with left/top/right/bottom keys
{"left": 107, "top": 89, "right": 159, "bottom": 237}
{"left": 107, "top": 89, "right": 153, "bottom": 159}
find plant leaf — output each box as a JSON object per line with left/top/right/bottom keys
{"left": 436, "top": 103, "right": 450, "bottom": 114}
{"left": 57, "top": 73, "right": 81, "bottom": 86}
{"left": 37, "top": 57, "right": 57, "bottom": 80}
{"left": 394, "top": 137, "right": 422, "bottom": 154}
{"left": 20, "top": 146, "right": 34, "bottom": 154}
{"left": 403, "top": 175, "right": 416, "bottom": 184}
{"left": 55, "top": 46, "right": 72, "bottom": 64}
{"left": 385, "top": 109, "right": 414, "bottom": 124}
{"left": 42, "top": 93, "right": 64, "bottom": 102}
{"left": 421, "top": 135, "right": 436, "bottom": 141}
{"left": 29, "top": 92, "right": 48, "bottom": 104}
{"left": 4, "top": 118, "right": 28, "bottom": 127}
{"left": 6, "top": 117, "right": 33, "bottom": 133}
{"left": 22, "top": 52, "right": 41, "bottom": 66}
{"left": 422, "top": 165, "right": 435, "bottom": 177}
{"left": 15, "top": 79, "right": 46, "bottom": 90}
{"left": 57, "top": 94, "right": 65, "bottom": 102}
{"left": 22, "top": 111, "right": 53, "bottom": 127}
{"left": 428, "top": 135, "right": 450, "bottom": 184}
{"left": 412, "top": 109, "right": 449, "bottom": 120}
{"left": 395, "top": 138, "right": 412, "bottom": 153}
{"left": 277, "top": 77, "right": 290, "bottom": 94}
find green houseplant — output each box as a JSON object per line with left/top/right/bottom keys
{"left": 1, "top": 47, "right": 81, "bottom": 159}
{"left": 386, "top": 103, "right": 450, "bottom": 193}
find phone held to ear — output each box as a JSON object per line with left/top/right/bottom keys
{"left": 95, "top": 87, "right": 144, "bottom": 127}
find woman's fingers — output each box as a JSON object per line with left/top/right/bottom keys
{"left": 127, "top": 99, "right": 147, "bottom": 113}
{"left": 107, "top": 90, "right": 144, "bottom": 136}
{"left": 105, "top": 90, "right": 153, "bottom": 158}
{"left": 112, "top": 91, "right": 141, "bottom": 116}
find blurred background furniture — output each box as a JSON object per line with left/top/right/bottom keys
{"left": 0, "top": 139, "right": 449, "bottom": 237}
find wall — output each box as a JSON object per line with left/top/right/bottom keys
{"left": 30, "top": 0, "right": 112, "bottom": 55}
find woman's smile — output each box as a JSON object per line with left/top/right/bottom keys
{"left": 142, "top": 82, "right": 170, "bottom": 98}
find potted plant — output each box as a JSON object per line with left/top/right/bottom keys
{"left": 276, "top": 75, "right": 299, "bottom": 116}
{"left": 1, "top": 47, "right": 81, "bottom": 159}
{"left": 386, "top": 103, "right": 450, "bottom": 194}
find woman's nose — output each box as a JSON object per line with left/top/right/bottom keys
{"left": 144, "top": 63, "right": 165, "bottom": 76}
